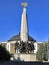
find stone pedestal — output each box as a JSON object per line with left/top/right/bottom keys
{"left": 14, "top": 54, "right": 37, "bottom": 61}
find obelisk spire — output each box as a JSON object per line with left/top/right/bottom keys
{"left": 20, "top": 2, "right": 28, "bottom": 42}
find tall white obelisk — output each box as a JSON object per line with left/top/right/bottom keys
{"left": 20, "top": 2, "right": 28, "bottom": 42}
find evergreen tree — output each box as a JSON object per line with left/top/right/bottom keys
{"left": 43, "top": 42, "right": 48, "bottom": 61}
{"left": 36, "top": 44, "right": 43, "bottom": 61}
{"left": 36, "top": 42, "right": 48, "bottom": 61}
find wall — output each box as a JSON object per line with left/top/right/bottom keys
{"left": 14, "top": 54, "right": 36, "bottom": 61}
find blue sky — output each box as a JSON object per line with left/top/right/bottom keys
{"left": 0, "top": 0, "right": 49, "bottom": 42}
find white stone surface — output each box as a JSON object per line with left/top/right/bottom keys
{"left": 34, "top": 42, "right": 43, "bottom": 54}
{"left": 6, "top": 42, "right": 10, "bottom": 52}
{"left": 9, "top": 41, "right": 16, "bottom": 43}
{"left": 34, "top": 42, "right": 38, "bottom": 54}
{"left": 14, "top": 54, "right": 36, "bottom": 61}
{"left": 20, "top": 7, "right": 28, "bottom": 42}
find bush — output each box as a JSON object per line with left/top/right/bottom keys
{"left": 0, "top": 45, "right": 11, "bottom": 61}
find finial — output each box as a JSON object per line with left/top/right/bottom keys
{"left": 21, "top": 2, "right": 28, "bottom": 8}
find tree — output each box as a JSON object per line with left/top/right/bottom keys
{"left": 36, "top": 43, "right": 43, "bottom": 61}
{"left": 0, "top": 45, "right": 11, "bottom": 61}
{"left": 36, "top": 42, "right": 48, "bottom": 61}
{"left": 43, "top": 42, "right": 48, "bottom": 61}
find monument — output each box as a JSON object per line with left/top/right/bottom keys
{"left": 7, "top": 2, "right": 36, "bottom": 54}
{"left": 0, "top": 2, "right": 38, "bottom": 61}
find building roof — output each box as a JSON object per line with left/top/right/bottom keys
{"left": 8, "top": 34, "right": 36, "bottom": 42}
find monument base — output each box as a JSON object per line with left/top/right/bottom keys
{"left": 14, "top": 53, "right": 37, "bottom": 61}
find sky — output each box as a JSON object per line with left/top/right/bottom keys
{"left": 0, "top": 0, "right": 49, "bottom": 42}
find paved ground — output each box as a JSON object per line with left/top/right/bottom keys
{"left": 0, "top": 61, "right": 49, "bottom": 65}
